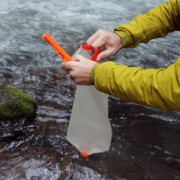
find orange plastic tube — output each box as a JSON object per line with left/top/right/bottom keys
{"left": 42, "top": 33, "right": 73, "bottom": 62}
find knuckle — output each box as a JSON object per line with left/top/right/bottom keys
{"left": 67, "top": 63, "right": 72, "bottom": 69}
{"left": 97, "top": 29, "right": 102, "bottom": 33}
{"left": 100, "top": 54, "right": 105, "bottom": 59}
{"left": 70, "top": 70, "right": 75, "bottom": 76}
{"left": 60, "top": 62, "right": 64, "bottom": 68}
{"left": 86, "top": 39, "right": 90, "bottom": 44}
{"left": 98, "top": 29, "right": 105, "bottom": 35}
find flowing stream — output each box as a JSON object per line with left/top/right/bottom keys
{"left": 0, "top": 0, "right": 180, "bottom": 179}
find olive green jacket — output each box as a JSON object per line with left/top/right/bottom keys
{"left": 90, "top": 0, "right": 180, "bottom": 110}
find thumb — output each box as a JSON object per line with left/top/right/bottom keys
{"left": 74, "top": 54, "right": 79, "bottom": 62}
{"left": 76, "top": 54, "right": 89, "bottom": 62}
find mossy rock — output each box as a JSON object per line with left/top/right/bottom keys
{"left": 0, "top": 86, "right": 37, "bottom": 139}
{"left": 0, "top": 86, "right": 37, "bottom": 119}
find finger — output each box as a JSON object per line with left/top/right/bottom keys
{"left": 61, "top": 61, "right": 73, "bottom": 71}
{"left": 96, "top": 48, "right": 114, "bottom": 61}
{"left": 91, "top": 37, "right": 106, "bottom": 50}
{"left": 104, "top": 43, "right": 108, "bottom": 50}
{"left": 77, "top": 80, "right": 90, "bottom": 85}
{"left": 86, "top": 31, "right": 100, "bottom": 45}
{"left": 67, "top": 70, "right": 74, "bottom": 79}
{"left": 73, "top": 76, "right": 90, "bottom": 85}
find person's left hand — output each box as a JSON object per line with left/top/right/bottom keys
{"left": 61, "top": 55, "right": 97, "bottom": 85}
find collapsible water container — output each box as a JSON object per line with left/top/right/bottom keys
{"left": 66, "top": 44, "right": 112, "bottom": 157}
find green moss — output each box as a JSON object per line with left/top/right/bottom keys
{"left": 0, "top": 86, "right": 37, "bottom": 119}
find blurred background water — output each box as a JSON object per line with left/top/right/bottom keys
{"left": 0, "top": 0, "right": 180, "bottom": 179}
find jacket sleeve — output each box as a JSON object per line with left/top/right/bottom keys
{"left": 93, "top": 57, "right": 180, "bottom": 111}
{"left": 114, "top": 0, "right": 180, "bottom": 48}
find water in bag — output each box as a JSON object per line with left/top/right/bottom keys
{"left": 66, "top": 46, "right": 112, "bottom": 156}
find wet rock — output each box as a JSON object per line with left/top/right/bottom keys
{"left": 0, "top": 86, "right": 37, "bottom": 138}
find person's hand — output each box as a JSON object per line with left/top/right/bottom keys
{"left": 87, "top": 29, "right": 122, "bottom": 61}
{"left": 61, "top": 55, "right": 97, "bottom": 85}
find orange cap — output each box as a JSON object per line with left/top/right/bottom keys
{"left": 80, "top": 152, "right": 89, "bottom": 158}
{"left": 42, "top": 33, "right": 73, "bottom": 62}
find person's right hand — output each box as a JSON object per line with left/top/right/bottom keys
{"left": 86, "top": 29, "right": 122, "bottom": 61}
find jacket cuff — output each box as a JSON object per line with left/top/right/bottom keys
{"left": 114, "top": 29, "right": 134, "bottom": 48}
{"left": 90, "top": 63, "right": 100, "bottom": 85}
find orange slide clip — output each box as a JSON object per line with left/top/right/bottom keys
{"left": 42, "top": 33, "right": 73, "bottom": 62}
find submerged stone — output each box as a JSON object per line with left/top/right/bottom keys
{"left": 0, "top": 86, "right": 37, "bottom": 138}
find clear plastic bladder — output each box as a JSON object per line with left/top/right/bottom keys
{"left": 66, "top": 46, "right": 112, "bottom": 156}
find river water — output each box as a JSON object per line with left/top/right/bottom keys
{"left": 0, "top": 0, "right": 180, "bottom": 179}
